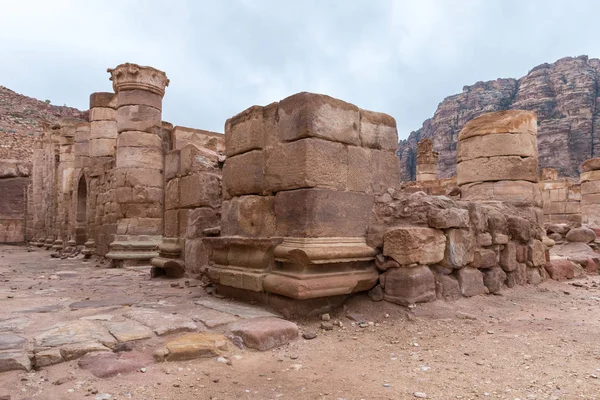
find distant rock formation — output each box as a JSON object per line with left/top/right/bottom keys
{"left": 398, "top": 55, "right": 600, "bottom": 180}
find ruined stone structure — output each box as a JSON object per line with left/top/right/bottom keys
{"left": 540, "top": 168, "right": 581, "bottom": 224}
{"left": 0, "top": 159, "right": 30, "bottom": 243}
{"left": 415, "top": 138, "right": 438, "bottom": 181}
{"left": 580, "top": 158, "right": 600, "bottom": 229}
{"left": 5, "top": 62, "right": 599, "bottom": 318}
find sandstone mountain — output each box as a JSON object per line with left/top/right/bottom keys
{"left": 397, "top": 55, "right": 600, "bottom": 180}
{"left": 0, "top": 86, "right": 87, "bottom": 162}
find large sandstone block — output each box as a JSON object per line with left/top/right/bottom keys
{"left": 359, "top": 109, "right": 398, "bottom": 151}
{"left": 457, "top": 133, "right": 537, "bottom": 162}
{"left": 278, "top": 92, "right": 360, "bottom": 145}
{"left": 427, "top": 208, "right": 469, "bottom": 229}
{"left": 440, "top": 229, "right": 475, "bottom": 268}
{"left": 347, "top": 146, "right": 374, "bottom": 193}
{"left": 528, "top": 240, "right": 545, "bottom": 267}
{"left": 457, "top": 156, "right": 538, "bottom": 185}
{"left": 164, "top": 209, "right": 179, "bottom": 237}
{"left": 482, "top": 267, "right": 507, "bottom": 293}
{"left": 116, "top": 146, "right": 162, "bottom": 170}
{"left": 165, "top": 178, "right": 179, "bottom": 210}
{"left": 579, "top": 170, "right": 600, "bottom": 183}
{"left": 582, "top": 193, "right": 600, "bottom": 205}
{"left": 90, "top": 92, "right": 116, "bottom": 109}
{"left": 116, "top": 217, "right": 162, "bottom": 236}
{"left": 222, "top": 196, "right": 276, "bottom": 238}
{"left": 165, "top": 150, "right": 181, "bottom": 181}
{"left": 116, "top": 105, "right": 161, "bottom": 134}
{"left": 180, "top": 144, "right": 220, "bottom": 176}
{"left": 382, "top": 266, "right": 436, "bottom": 306}
{"left": 223, "top": 150, "right": 264, "bottom": 197}
{"left": 115, "top": 167, "right": 163, "bottom": 188}
{"left": 265, "top": 138, "right": 347, "bottom": 193}
{"left": 185, "top": 238, "right": 209, "bottom": 275}
{"left": 372, "top": 149, "right": 401, "bottom": 193}
{"left": 582, "top": 158, "right": 600, "bottom": 172}
{"left": 581, "top": 180, "right": 600, "bottom": 195}
{"left": 117, "top": 89, "right": 162, "bottom": 110}
{"left": 458, "top": 110, "right": 537, "bottom": 141}
{"left": 229, "top": 317, "right": 299, "bottom": 351}
{"left": 383, "top": 227, "right": 446, "bottom": 265}
{"left": 435, "top": 273, "right": 462, "bottom": 301}
{"left": 456, "top": 268, "right": 486, "bottom": 297}
{"left": 544, "top": 259, "right": 575, "bottom": 280}
{"left": 90, "top": 121, "right": 118, "bottom": 140}
{"left": 90, "top": 107, "right": 116, "bottom": 121}
{"left": 179, "top": 173, "right": 221, "bottom": 209}
{"left": 461, "top": 180, "right": 542, "bottom": 207}
{"left": 225, "top": 105, "right": 274, "bottom": 157}
{"left": 116, "top": 131, "right": 162, "bottom": 149}
{"left": 186, "top": 207, "right": 219, "bottom": 239}
{"left": 274, "top": 189, "right": 372, "bottom": 238}
{"left": 500, "top": 242, "right": 517, "bottom": 272}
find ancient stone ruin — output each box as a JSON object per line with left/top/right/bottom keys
{"left": 2, "top": 63, "right": 600, "bottom": 317}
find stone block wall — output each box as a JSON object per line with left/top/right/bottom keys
{"left": 540, "top": 174, "right": 581, "bottom": 224}
{"left": 205, "top": 92, "right": 399, "bottom": 302}
{"left": 0, "top": 160, "right": 30, "bottom": 243}
{"left": 151, "top": 129, "right": 224, "bottom": 278}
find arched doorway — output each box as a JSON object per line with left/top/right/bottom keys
{"left": 75, "top": 175, "right": 87, "bottom": 245}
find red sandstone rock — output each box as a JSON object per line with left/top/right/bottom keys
{"left": 382, "top": 266, "right": 436, "bottom": 306}
{"left": 544, "top": 259, "right": 575, "bottom": 280}
{"left": 456, "top": 268, "right": 486, "bottom": 297}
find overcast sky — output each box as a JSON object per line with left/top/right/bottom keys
{"left": 2, "top": 0, "right": 599, "bottom": 140}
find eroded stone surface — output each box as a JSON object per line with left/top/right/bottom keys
{"left": 123, "top": 308, "right": 198, "bottom": 336}
{"left": 228, "top": 317, "right": 299, "bottom": 351}
{"left": 165, "top": 333, "right": 229, "bottom": 361}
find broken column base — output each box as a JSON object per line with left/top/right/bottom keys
{"left": 44, "top": 238, "right": 54, "bottom": 250}
{"left": 106, "top": 235, "right": 161, "bottom": 268}
{"left": 204, "top": 236, "right": 379, "bottom": 313}
{"left": 150, "top": 238, "right": 185, "bottom": 278}
{"left": 81, "top": 240, "right": 96, "bottom": 259}
{"left": 51, "top": 239, "right": 63, "bottom": 251}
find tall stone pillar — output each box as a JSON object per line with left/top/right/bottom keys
{"left": 416, "top": 138, "right": 438, "bottom": 181}
{"left": 457, "top": 110, "right": 542, "bottom": 219}
{"left": 86, "top": 92, "right": 118, "bottom": 256}
{"left": 580, "top": 158, "right": 600, "bottom": 229}
{"left": 105, "top": 63, "right": 169, "bottom": 267}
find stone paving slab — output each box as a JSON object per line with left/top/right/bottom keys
{"left": 163, "top": 333, "right": 229, "bottom": 361}
{"left": 228, "top": 317, "right": 299, "bottom": 351}
{"left": 33, "top": 320, "right": 117, "bottom": 348}
{"left": 78, "top": 351, "right": 153, "bottom": 378}
{"left": 186, "top": 305, "right": 239, "bottom": 328}
{"left": 69, "top": 299, "right": 138, "bottom": 310}
{"left": 124, "top": 308, "right": 198, "bottom": 336}
{"left": 0, "top": 316, "right": 31, "bottom": 332}
{"left": 194, "top": 298, "right": 281, "bottom": 319}
{"left": 0, "top": 334, "right": 26, "bottom": 351}
{"left": 107, "top": 320, "right": 153, "bottom": 342}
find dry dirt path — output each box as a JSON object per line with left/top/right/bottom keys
{"left": 0, "top": 245, "right": 599, "bottom": 400}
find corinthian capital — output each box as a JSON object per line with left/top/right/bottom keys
{"left": 107, "top": 63, "right": 169, "bottom": 97}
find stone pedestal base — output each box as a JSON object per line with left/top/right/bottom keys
{"left": 150, "top": 238, "right": 185, "bottom": 278}
{"left": 51, "top": 239, "right": 64, "bottom": 251}
{"left": 81, "top": 240, "right": 96, "bottom": 259}
{"left": 205, "top": 236, "right": 379, "bottom": 301}
{"left": 106, "top": 235, "right": 161, "bottom": 268}
{"left": 44, "top": 238, "right": 54, "bottom": 250}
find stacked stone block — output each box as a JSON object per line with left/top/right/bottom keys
{"left": 205, "top": 92, "right": 400, "bottom": 301}
{"left": 580, "top": 158, "right": 600, "bottom": 229}
{"left": 415, "top": 138, "right": 438, "bottom": 181}
{"left": 457, "top": 110, "right": 543, "bottom": 231}
{"left": 105, "top": 63, "right": 169, "bottom": 266}
{"left": 151, "top": 129, "right": 224, "bottom": 277}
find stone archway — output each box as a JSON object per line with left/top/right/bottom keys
{"left": 75, "top": 175, "right": 87, "bottom": 245}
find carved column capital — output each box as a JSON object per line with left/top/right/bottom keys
{"left": 107, "top": 63, "right": 169, "bottom": 97}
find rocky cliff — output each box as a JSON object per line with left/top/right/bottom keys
{"left": 0, "top": 86, "right": 87, "bottom": 161}
{"left": 398, "top": 55, "right": 600, "bottom": 180}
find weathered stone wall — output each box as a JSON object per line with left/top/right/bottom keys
{"left": 368, "top": 192, "right": 549, "bottom": 305}
{"left": 399, "top": 176, "right": 458, "bottom": 197}
{"left": 0, "top": 160, "right": 30, "bottom": 243}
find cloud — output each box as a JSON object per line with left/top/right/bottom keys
{"left": 1, "top": 0, "right": 600, "bottom": 140}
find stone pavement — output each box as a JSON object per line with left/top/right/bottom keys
{"left": 0, "top": 245, "right": 298, "bottom": 375}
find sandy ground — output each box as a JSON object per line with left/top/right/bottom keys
{"left": 1, "top": 244, "right": 600, "bottom": 400}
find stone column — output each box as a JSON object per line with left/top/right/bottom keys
{"left": 30, "top": 139, "right": 45, "bottom": 246}
{"left": 416, "top": 138, "right": 438, "bottom": 181}
{"left": 580, "top": 158, "right": 600, "bottom": 229}
{"left": 105, "top": 63, "right": 169, "bottom": 267}
{"left": 457, "top": 110, "right": 542, "bottom": 221}
{"left": 85, "top": 92, "right": 118, "bottom": 256}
